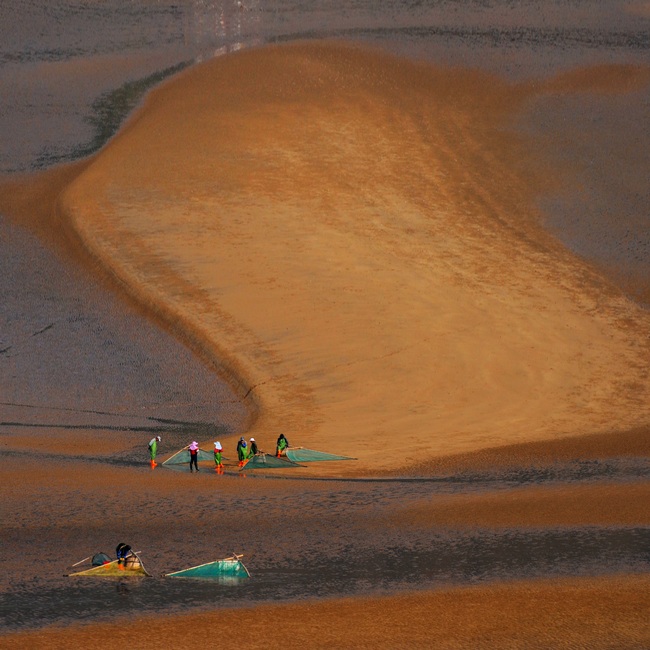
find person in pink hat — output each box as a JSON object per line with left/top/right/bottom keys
{"left": 188, "top": 441, "right": 200, "bottom": 472}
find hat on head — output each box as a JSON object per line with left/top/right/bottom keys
{"left": 214, "top": 441, "right": 222, "bottom": 450}
{"left": 156, "top": 436, "right": 161, "bottom": 442}
{"left": 250, "top": 437, "right": 255, "bottom": 442}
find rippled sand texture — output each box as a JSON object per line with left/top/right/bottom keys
{"left": 4, "top": 576, "right": 649, "bottom": 650}
{"left": 58, "top": 41, "right": 650, "bottom": 473}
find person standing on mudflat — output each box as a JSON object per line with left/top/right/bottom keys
{"left": 237, "top": 438, "right": 248, "bottom": 467}
{"left": 214, "top": 441, "right": 223, "bottom": 472}
{"left": 188, "top": 441, "right": 200, "bottom": 472}
{"left": 148, "top": 435, "right": 161, "bottom": 467}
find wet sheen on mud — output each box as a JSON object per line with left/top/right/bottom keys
{"left": 1, "top": 0, "right": 649, "bottom": 636}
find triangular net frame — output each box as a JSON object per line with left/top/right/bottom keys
{"left": 69, "top": 552, "right": 150, "bottom": 577}
{"left": 166, "top": 555, "right": 250, "bottom": 579}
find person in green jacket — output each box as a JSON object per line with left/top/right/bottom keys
{"left": 237, "top": 437, "right": 248, "bottom": 467}
{"left": 214, "top": 441, "right": 223, "bottom": 472}
{"left": 148, "top": 435, "right": 161, "bottom": 467}
{"left": 275, "top": 433, "right": 289, "bottom": 457}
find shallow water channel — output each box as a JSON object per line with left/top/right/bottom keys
{"left": 3, "top": 524, "right": 649, "bottom": 630}
{"left": 1, "top": 0, "right": 649, "bottom": 633}
{"left": 2, "top": 460, "right": 649, "bottom": 631}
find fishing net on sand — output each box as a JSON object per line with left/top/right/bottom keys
{"left": 285, "top": 447, "right": 355, "bottom": 462}
{"left": 162, "top": 447, "right": 214, "bottom": 465}
{"left": 242, "top": 453, "right": 300, "bottom": 470}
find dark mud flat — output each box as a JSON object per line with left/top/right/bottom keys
{"left": 2, "top": 453, "right": 649, "bottom": 632}
{"left": 0, "top": 217, "right": 247, "bottom": 434}
{"left": 2, "top": 2, "right": 649, "bottom": 644}
{"left": 2, "top": 523, "right": 648, "bottom": 631}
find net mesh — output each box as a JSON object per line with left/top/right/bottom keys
{"left": 285, "top": 447, "right": 355, "bottom": 462}
{"left": 69, "top": 555, "right": 149, "bottom": 577}
{"left": 92, "top": 552, "right": 111, "bottom": 566}
{"left": 243, "top": 453, "right": 300, "bottom": 470}
{"left": 166, "top": 558, "right": 250, "bottom": 578}
{"left": 162, "top": 447, "right": 213, "bottom": 465}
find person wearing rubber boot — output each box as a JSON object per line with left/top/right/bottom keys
{"left": 276, "top": 433, "right": 289, "bottom": 457}
{"left": 237, "top": 437, "right": 248, "bottom": 467}
{"left": 214, "top": 441, "right": 224, "bottom": 472}
{"left": 148, "top": 435, "right": 161, "bottom": 467}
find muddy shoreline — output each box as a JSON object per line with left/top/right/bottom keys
{"left": 2, "top": 6, "right": 649, "bottom": 645}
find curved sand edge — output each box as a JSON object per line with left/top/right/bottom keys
{"left": 52, "top": 176, "right": 263, "bottom": 429}
{"left": 0, "top": 162, "right": 258, "bottom": 443}
{"left": 55, "top": 41, "right": 650, "bottom": 475}
{"left": 2, "top": 575, "right": 648, "bottom": 649}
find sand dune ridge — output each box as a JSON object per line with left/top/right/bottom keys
{"left": 58, "top": 41, "right": 650, "bottom": 472}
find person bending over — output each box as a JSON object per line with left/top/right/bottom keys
{"left": 276, "top": 433, "right": 289, "bottom": 457}
{"left": 116, "top": 543, "right": 132, "bottom": 566}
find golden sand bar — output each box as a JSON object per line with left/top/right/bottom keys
{"left": 1, "top": 42, "right": 649, "bottom": 648}
{"left": 54, "top": 41, "right": 650, "bottom": 473}
{"left": 3, "top": 575, "right": 649, "bottom": 649}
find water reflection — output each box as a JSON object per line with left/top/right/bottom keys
{"left": 1, "top": 527, "right": 648, "bottom": 631}
{"left": 1, "top": 0, "right": 648, "bottom": 174}
{"left": 1, "top": 1, "right": 649, "bottom": 634}
{"left": 185, "top": 0, "right": 263, "bottom": 58}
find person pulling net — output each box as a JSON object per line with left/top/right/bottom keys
{"left": 275, "top": 433, "right": 290, "bottom": 457}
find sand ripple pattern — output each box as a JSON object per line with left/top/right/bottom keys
{"left": 60, "top": 42, "right": 650, "bottom": 472}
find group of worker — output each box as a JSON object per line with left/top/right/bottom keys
{"left": 236, "top": 433, "right": 290, "bottom": 466}
{"left": 147, "top": 433, "right": 291, "bottom": 470}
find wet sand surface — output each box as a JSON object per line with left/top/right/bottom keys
{"left": 3, "top": 576, "right": 650, "bottom": 649}
{"left": 55, "top": 41, "right": 650, "bottom": 471}
{"left": 0, "top": 188, "right": 248, "bottom": 443}
{"left": 1, "top": 1, "right": 649, "bottom": 647}
{"left": 2, "top": 454, "right": 649, "bottom": 631}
